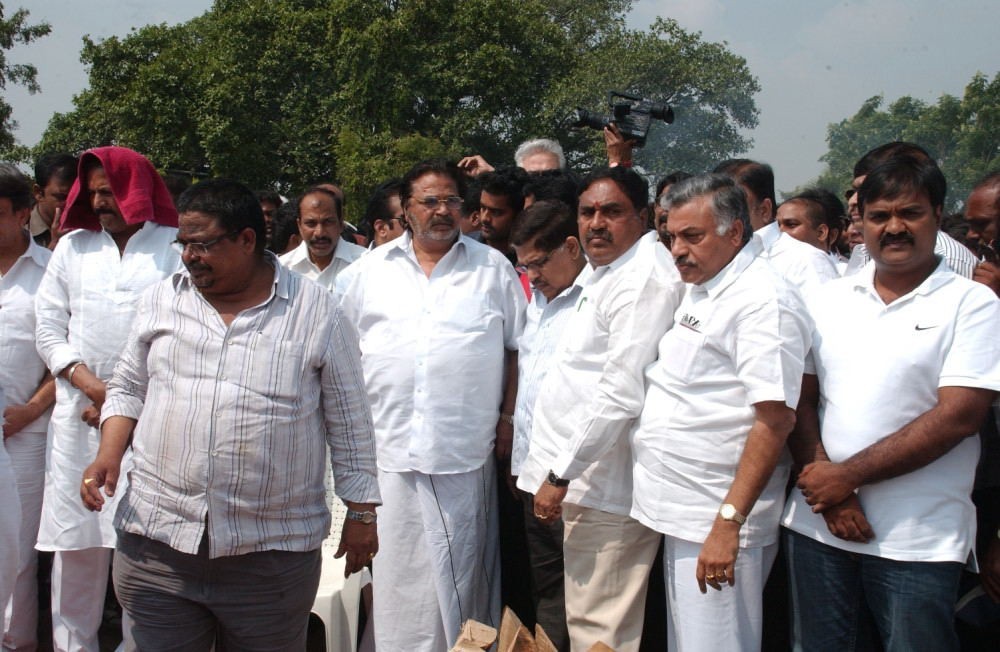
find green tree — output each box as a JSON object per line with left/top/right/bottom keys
{"left": 812, "top": 72, "right": 1000, "bottom": 210}
{"left": 38, "top": 0, "right": 758, "bottom": 213}
{"left": 0, "top": 3, "right": 50, "bottom": 156}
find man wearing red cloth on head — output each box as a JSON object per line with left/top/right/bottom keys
{"left": 33, "top": 146, "right": 181, "bottom": 652}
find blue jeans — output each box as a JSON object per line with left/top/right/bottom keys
{"left": 784, "top": 528, "right": 962, "bottom": 652}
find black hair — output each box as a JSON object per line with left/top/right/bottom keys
{"left": 33, "top": 153, "right": 77, "bottom": 189}
{"left": 400, "top": 159, "right": 466, "bottom": 207}
{"left": 510, "top": 200, "right": 577, "bottom": 251}
{"left": 478, "top": 167, "right": 530, "bottom": 215}
{"left": 362, "top": 178, "right": 403, "bottom": 238}
{"left": 578, "top": 166, "right": 649, "bottom": 217}
{"left": 0, "top": 163, "right": 34, "bottom": 211}
{"left": 857, "top": 155, "right": 947, "bottom": 215}
{"left": 177, "top": 179, "right": 267, "bottom": 254}
{"left": 712, "top": 159, "right": 776, "bottom": 218}
{"left": 524, "top": 170, "right": 580, "bottom": 213}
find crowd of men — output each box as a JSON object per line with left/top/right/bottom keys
{"left": 0, "top": 133, "right": 998, "bottom": 652}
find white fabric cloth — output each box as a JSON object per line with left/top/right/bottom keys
{"left": 373, "top": 464, "right": 500, "bottom": 652}
{"left": 104, "top": 258, "right": 380, "bottom": 558}
{"left": 1, "top": 235, "right": 51, "bottom": 648}
{"left": 631, "top": 237, "right": 811, "bottom": 548}
{"left": 518, "top": 232, "right": 684, "bottom": 515}
{"left": 844, "top": 230, "right": 978, "bottom": 279}
{"left": 35, "top": 222, "right": 180, "bottom": 551}
{"left": 782, "top": 259, "right": 1000, "bottom": 563}
{"left": 511, "top": 281, "right": 584, "bottom": 476}
{"left": 3, "top": 428, "right": 46, "bottom": 650}
{"left": 331, "top": 249, "right": 372, "bottom": 300}
{"left": 50, "top": 548, "right": 110, "bottom": 652}
{"left": 755, "top": 222, "right": 839, "bottom": 295}
{"left": 0, "top": 389, "right": 19, "bottom": 613}
{"left": 1, "top": 236, "right": 51, "bottom": 433}
{"left": 662, "top": 536, "right": 778, "bottom": 652}
{"left": 338, "top": 232, "right": 525, "bottom": 474}
{"left": 279, "top": 238, "right": 366, "bottom": 291}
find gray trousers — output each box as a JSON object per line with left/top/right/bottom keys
{"left": 113, "top": 531, "right": 321, "bottom": 652}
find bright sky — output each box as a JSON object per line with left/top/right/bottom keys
{"left": 7, "top": 1, "right": 999, "bottom": 195}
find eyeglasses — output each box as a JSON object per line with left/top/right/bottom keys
{"left": 515, "top": 246, "right": 564, "bottom": 274}
{"left": 171, "top": 231, "right": 238, "bottom": 255}
{"left": 412, "top": 196, "right": 464, "bottom": 211}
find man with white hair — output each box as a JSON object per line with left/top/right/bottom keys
{"left": 514, "top": 138, "right": 565, "bottom": 172}
{"left": 458, "top": 138, "right": 566, "bottom": 177}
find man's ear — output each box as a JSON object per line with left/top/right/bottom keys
{"left": 759, "top": 198, "right": 774, "bottom": 225}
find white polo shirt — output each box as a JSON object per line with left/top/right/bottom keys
{"left": 338, "top": 232, "right": 525, "bottom": 475}
{"left": 756, "top": 222, "right": 839, "bottom": 296}
{"left": 518, "top": 232, "right": 684, "bottom": 516}
{"left": 782, "top": 259, "right": 1000, "bottom": 563}
{"left": 0, "top": 236, "right": 51, "bottom": 434}
{"left": 512, "top": 278, "right": 585, "bottom": 476}
{"left": 630, "top": 237, "right": 811, "bottom": 548}
{"left": 279, "top": 238, "right": 366, "bottom": 291}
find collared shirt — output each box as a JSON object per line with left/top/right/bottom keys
{"left": 28, "top": 206, "right": 51, "bottom": 248}
{"left": 338, "top": 232, "right": 525, "bottom": 474}
{"left": 518, "top": 232, "right": 685, "bottom": 515}
{"left": 630, "top": 238, "right": 811, "bottom": 548}
{"left": 0, "top": 235, "right": 51, "bottom": 434}
{"left": 782, "top": 259, "right": 1000, "bottom": 563}
{"left": 279, "top": 238, "right": 367, "bottom": 291}
{"left": 755, "top": 222, "right": 839, "bottom": 295}
{"left": 845, "top": 230, "right": 978, "bottom": 279}
{"left": 104, "top": 257, "right": 380, "bottom": 558}
{"left": 35, "top": 221, "right": 181, "bottom": 380}
{"left": 512, "top": 278, "right": 585, "bottom": 476}
{"left": 34, "top": 221, "right": 182, "bottom": 551}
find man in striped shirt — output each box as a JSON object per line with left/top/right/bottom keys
{"left": 81, "top": 179, "right": 380, "bottom": 651}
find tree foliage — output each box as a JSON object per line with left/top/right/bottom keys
{"left": 38, "top": 0, "right": 758, "bottom": 215}
{"left": 0, "top": 3, "right": 50, "bottom": 155}
{"left": 812, "top": 72, "right": 1000, "bottom": 211}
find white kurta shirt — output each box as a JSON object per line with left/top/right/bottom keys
{"left": 279, "top": 238, "right": 366, "bottom": 291}
{"left": 338, "top": 233, "right": 525, "bottom": 475}
{"left": 511, "top": 279, "right": 585, "bottom": 476}
{"left": 34, "top": 222, "right": 180, "bottom": 550}
{"left": 518, "top": 232, "right": 684, "bottom": 516}
{"left": 755, "top": 222, "right": 839, "bottom": 296}
{"left": 782, "top": 259, "right": 1000, "bottom": 563}
{"left": 0, "top": 236, "right": 51, "bottom": 435}
{"left": 630, "top": 238, "right": 811, "bottom": 548}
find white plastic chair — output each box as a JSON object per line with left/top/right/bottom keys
{"left": 310, "top": 456, "right": 369, "bottom": 652}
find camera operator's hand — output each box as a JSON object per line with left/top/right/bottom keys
{"left": 604, "top": 124, "right": 636, "bottom": 168}
{"left": 457, "top": 155, "right": 494, "bottom": 178}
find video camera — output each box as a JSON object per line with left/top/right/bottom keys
{"left": 570, "top": 91, "right": 674, "bottom": 148}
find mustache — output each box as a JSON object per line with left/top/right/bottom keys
{"left": 428, "top": 216, "right": 455, "bottom": 229}
{"left": 185, "top": 261, "right": 211, "bottom": 273}
{"left": 585, "top": 229, "right": 613, "bottom": 243}
{"left": 308, "top": 237, "right": 332, "bottom": 245}
{"left": 879, "top": 232, "right": 914, "bottom": 248}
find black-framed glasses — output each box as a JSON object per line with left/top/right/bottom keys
{"left": 171, "top": 231, "right": 238, "bottom": 256}
{"left": 515, "top": 245, "right": 564, "bottom": 274}
{"left": 412, "top": 196, "right": 464, "bottom": 211}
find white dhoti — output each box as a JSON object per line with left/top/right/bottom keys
{"left": 3, "top": 430, "right": 46, "bottom": 649}
{"left": 36, "top": 380, "right": 131, "bottom": 652}
{"left": 0, "top": 442, "right": 21, "bottom": 613}
{"left": 663, "top": 535, "right": 778, "bottom": 652}
{"left": 373, "top": 462, "right": 500, "bottom": 652}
